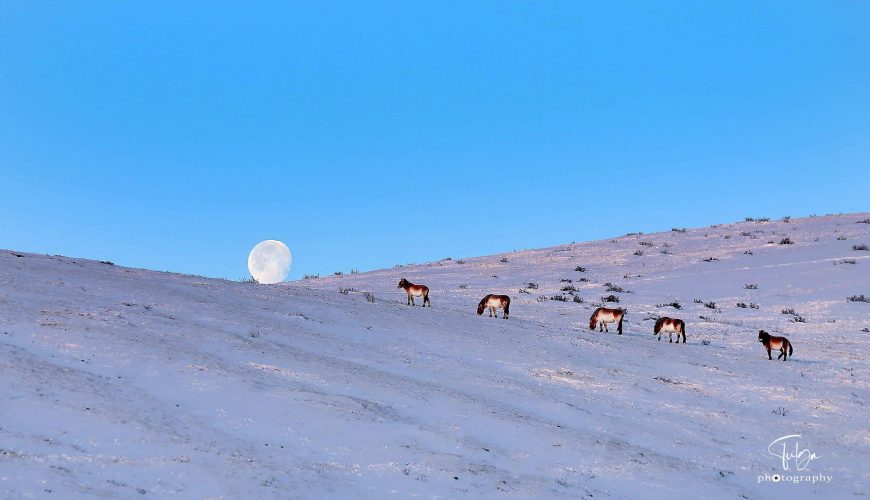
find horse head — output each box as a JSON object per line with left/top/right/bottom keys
{"left": 477, "top": 297, "right": 488, "bottom": 315}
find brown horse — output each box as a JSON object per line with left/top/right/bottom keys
{"left": 477, "top": 294, "right": 510, "bottom": 319}
{"left": 758, "top": 330, "right": 793, "bottom": 361}
{"left": 589, "top": 307, "right": 624, "bottom": 334}
{"left": 398, "top": 278, "right": 430, "bottom": 307}
{"left": 654, "top": 317, "right": 686, "bottom": 343}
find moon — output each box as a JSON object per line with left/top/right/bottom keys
{"left": 247, "top": 240, "right": 292, "bottom": 284}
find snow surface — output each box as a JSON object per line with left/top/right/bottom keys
{"left": 2, "top": 214, "right": 869, "bottom": 498}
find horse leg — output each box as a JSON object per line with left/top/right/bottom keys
{"left": 657, "top": 333, "right": 661, "bottom": 341}
{"left": 669, "top": 331, "right": 673, "bottom": 343}
{"left": 410, "top": 295, "right": 415, "bottom": 306}
{"left": 767, "top": 347, "right": 772, "bottom": 360}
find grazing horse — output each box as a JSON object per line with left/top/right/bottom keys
{"left": 589, "top": 307, "right": 624, "bottom": 334}
{"left": 398, "top": 278, "right": 430, "bottom": 307}
{"left": 477, "top": 294, "right": 510, "bottom": 319}
{"left": 654, "top": 317, "right": 686, "bottom": 343}
{"left": 758, "top": 330, "right": 793, "bottom": 361}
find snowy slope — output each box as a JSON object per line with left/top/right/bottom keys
{"left": 1, "top": 214, "right": 869, "bottom": 498}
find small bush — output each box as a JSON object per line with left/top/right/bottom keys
{"left": 249, "top": 328, "right": 260, "bottom": 338}
{"left": 853, "top": 244, "right": 869, "bottom": 251}
{"left": 573, "top": 295, "right": 584, "bottom": 303}
{"left": 560, "top": 278, "right": 573, "bottom": 283}
{"left": 500, "top": 257, "right": 509, "bottom": 263}
{"left": 303, "top": 274, "right": 319, "bottom": 279}
{"left": 561, "top": 285, "right": 577, "bottom": 292}
{"left": 100, "top": 260, "right": 114, "bottom": 266}
{"left": 847, "top": 295, "right": 870, "bottom": 303}
{"left": 702, "top": 257, "right": 719, "bottom": 262}
{"left": 550, "top": 295, "right": 569, "bottom": 302}
{"left": 736, "top": 302, "right": 747, "bottom": 308}
{"left": 536, "top": 296, "right": 549, "bottom": 302}
{"left": 339, "top": 287, "right": 357, "bottom": 294}
{"left": 693, "top": 298, "right": 702, "bottom": 304}
{"left": 334, "top": 271, "right": 343, "bottom": 276}
{"left": 744, "top": 250, "right": 754, "bottom": 255}
{"left": 862, "top": 328, "right": 870, "bottom": 333}
{"left": 791, "top": 316, "right": 806, "bottom": 323}
{"left": 604, "top": 283, "right": 625, "bottom": 293}
{"left": 779, "top": 238, "right": 793, "bottom": 245}
{"left": 701, "top": 340, "right": 711, "bottom": 346}
{"left": 458, "top": 284, "right": 467, "bottom": 289}
{"left": 602, "top": 294, "right": 619, "bottom": 303}
{"left": 671, "top": 227, "right": 687, "bottom": 233}
{"left": 750, "top": 303, "right": 759, "bottom": 309}
{"left": 518, "top": 288, "right": 531, "bottom": 294}
{"left": 772, "top": 407, "right": 788, "bottom": 416}
{"left": 639, "top": 241, "right": 654, "bottom": 247}
{"left": 782, "top": 308, "right": 797, "bottom": 316}
{"left": 745, "top": 284, "right": 758, "bottom": 290}
{"left": 704, "top": 301, "right": 717, "bottom": 309}
{"left": 527, "top": 282, "right": 539, "bottom": 290}
{"left": 782, "top": 216, "right": 791, "bottom": 223}
{"left": 699, "top": 315, "right": 714, "bottom": 322}
{"left": 740, "top": 232, "right": 751, "bottom": 237}
{"left": 857, "top": 218, "right": 870, "bottom": 224}
{"left": 578, "top": 277, "right": 589, "bottom": 282}
{"left": 351, "top": 268, "right": 359, "bottom": 274}
{"left": 574, "top": 266, "right": 587, "bottom": 272}
{"left": 656, "top": 302, "right": 682, "bottom": 310}
{"left": 633, "top": 250, "right": 644, "bottom": 256}
{"left": 363, "top": 292, "right": 375, "bottom": 303}
{"left": 240, "top": 276, "right": 259, "bottom": 284}
{"left": 456, "top": 259, "right": 466, "bottom": 264}
{"left": 835, "top": 259, "right": 857, "bottom": 265}
{"left": 837, "top": 236, "right": 847, "bottom": 240}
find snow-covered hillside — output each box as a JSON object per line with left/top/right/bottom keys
{"left": 2, "top": 214, "right": 869, "bottom": 498}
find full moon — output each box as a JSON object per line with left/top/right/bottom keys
{"left": 247, "top": 240, "right": 292, "bottom": 284}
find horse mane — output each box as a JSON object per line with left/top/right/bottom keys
{"left": 654, "top": 317, "right": 666, "bottom": 333}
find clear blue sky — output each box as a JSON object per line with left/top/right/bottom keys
{"left": 2, "top": 2, "right": 868, "bottom": 280}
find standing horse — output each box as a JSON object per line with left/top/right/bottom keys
{"left": 758, "top": 330, "right": 793, "bottom": 361}
{"left": 654, "top": 317, "right": 686, "bottom": 343}
{"left": 589, "top": 307, "right": 624, "bottom": 334}
{"left": 398, "top": 278, "right": 430, "bottom": 307}
{"left": 477, "top": 294, "right": 510, "bottom": 319}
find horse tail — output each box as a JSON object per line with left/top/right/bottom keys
{"left": 681, "top": 320, "right": 687, "bottom": 342}
{"left": 789, "top": 341, "right": 793, "bottom": 356}
{"left": 504, "top": 297, "right": 510, "bottom": 318}
{"left": 617, "top": 312, "right": 624, "bottom": 335}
